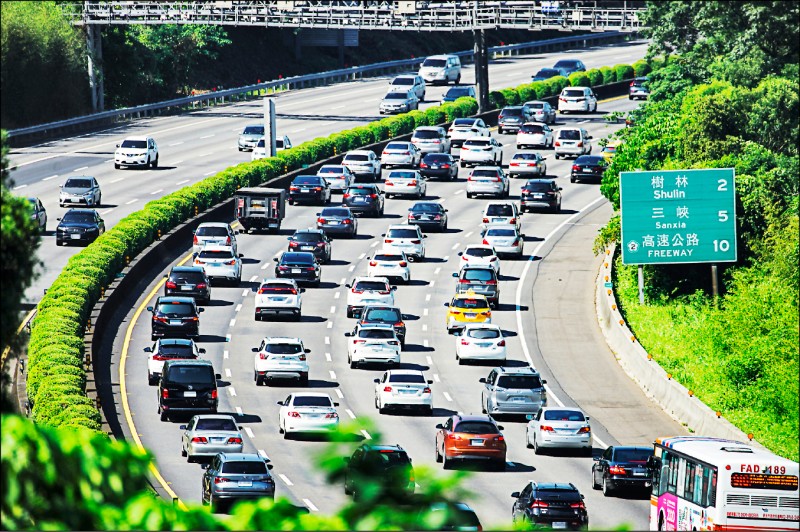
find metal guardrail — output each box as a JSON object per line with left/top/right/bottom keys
{"left": 60, "top": 1, "right": 645, "bottom": 32}
{"left": 6, "top": 31, "right": 634, "bottom": 142}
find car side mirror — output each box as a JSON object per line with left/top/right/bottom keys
{"left": 381, "top": 233, "right": 386, "bottom": 237}
{"left": 276, "top": 401, "right": 284, "bottom": 406}
{"left": 201, "top": 463, "right": 210, "bottom": 469}
{"left": 273, "top": 258, "right": 279, "bottom": 262}
{"left": 287, "top": 237, "right": 292, "bottom": 241}
{"left": 452, "top": 272, "right": 458, "bottom": 277}
{"left": 238, "top": 253, "right": 244, "bottom": 258}
{"left": 588, "top": 135, "right": 593, "bottom": 139}
{"left": 345, "top": 284, "right": 351, "bottom": 288}
{"left": 478, "top": 377, "right": 486, "bottom": 383}
{"left": 457, "top": 252, "right": 463, "bottom": 256}
{"left": 179, "top": 425, "right": 187, "bottom": 430}
{"left": 199, "top": 308, "right": 205, "bottom": 313}
{"left": 333, "top": 402, "right": 339, "bottom": 407}
{"left": 526, "top": 414, "right": 534, "bottom": 420}
{"left": 498, "top": 142, "right": 503, "bottom": 146}
{"left": 299, "top": 288, "right": 306, "bottom": 293}
{"left": 511, "top": 491, "right": 520, "bottom": 498}
{"left": 424, "top": 235, "right": 428, "bottom": 238}
{"left": 344, "top": 332, "right": 353, "bottom": 337}
{"left": 315, "top": 213, "right": 320, "bottom": 216}
{"left": 56, "top": 217, "right": 62, "bottom": 221}
{"left": 199, "top": 348, "right": 206, "bottom": 354}
{"left": 238, "top": 425, "right": 243, "bottom": 430}
{"left": 443, "top": 303, "right": 449, "bottom": 307}
{"left": 593, "top": 456, "right": 600, "bottom": 461}
{"left": 542, "top": 379, "right": 547, "bottom": 384}
{"left": 435, "top": 423, "right": 444, "bottom": 429}
{"left": 391, "top": 286, "right": 397, "bottom": 291}
{"left": 558, "top": 187, "right": 563, "bottom": 191}
{"left": 146, "top": 306, "right": 153, "bottom": 312}
{"left": 444, "top": 209, "right": 449, "bottom": 212}
{"left": 497, "top": 425, "right": 505, "bottom": 430}
{"left": 267, "top": 464, "right": 274, "bottom": 470}
{"left": 373, "top": 379, "right": 380, "bottom": 383}
{"left": 585, "top": 416, "right": 590, "bottom": 421}
{"left": 143, "top": 347, "right": 152, "bottom": 353}
{"left": 427, "top": 380, "right": 433, "bottom": 384}
{"left": 215, "top": 373, "right": 222, "bottom": 380}
{"left": 252, "top": 347, "right": 259, "bottom": 352}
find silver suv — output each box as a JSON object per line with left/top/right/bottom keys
{"left": 453, "top": 265, "right": 499, "bottom": 308}
{"left": 201, "top": 452, "right": 275, "bottom": 513}
{"left": 480, "top": 366, "right": 547, "bottom": 416}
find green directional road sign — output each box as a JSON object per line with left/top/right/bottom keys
{"left": 620, "top": 168, "right": 737, "bottom": 265}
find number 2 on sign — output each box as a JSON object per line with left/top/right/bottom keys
{"left": 717, "top": 179, "right": 728, "bottom": 191}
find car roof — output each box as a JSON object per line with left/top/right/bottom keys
{"left": 386, "top": 369, "right": 425, "bottom": 376}
{"left": 494, "top": 366, "right": 539, "bottom": 375}
{"left": 64, "top": 175, "right": 94, "bottom": 181}
{"left": 472, "top": 165, "right": 501, "bottom": 171}
{"left": 197, "top": 222, "right": 231, "bottom": 228}
{"left": 217, "top": 452, "right": 266, "bottom": 462}
{"left": 454, "top": 413, "right": 497, "bottom": 423}
{"left": 262, "top": 336, "right": 302, "bottom": 343}
{"left": 345, "top": 150, "right": 373, "bottom": 156}
{"left": 292, "top": 392, "right": 332, "bottom": 398}
{"left": 360, "top": 443, "right": 406, "bottom": 452}
{"left": 292, "top": 229, "right": 324, "bottom": 235}
{"left": 540, "top": 406, "right": 584, "bottom": 413}
{"left": 463, "top": 323, "right": 501, "bottom": 330}
{"left": 520, "top": 121, "right": 548, "bottom": 126}
{"left": 463, "top": 244, "right": 496, "bottom": 252}
{"left": 426, "top": 54, "right": 456, "bottom": 59}
{"left": 157, "top": 296, "right": 196, "bottom": 304}
{"left": 121, "top": 135, "right": 150, "bottom": 141}
{"left": 193, "top": 414, "right": 237, "bottom": 421}
{"left": 463, "top": 136, "right": 491, "bottom": 142}
{"left": 394, "top": 74, "right": 417, "bottom": 79}
{"left": 563, "top": 85, "right": 590, "bottom": 90}
{"left": 484, "top": 223, "right": 519, "bottom": 230}
{"left": 531, "top": 482, "right": 579, "bottom": 491}
{"left": 452, "top": 292, "right": 489, "bottom": 302}
{"left": 523, "top": 100, "right": 548, "bottom": 105}
{"left": 199, "top": 243, "right": 234, "bottom": 252}
{"left": 261, "top": 277, "right": 297, "bottom": 285}
{"left": 353, "top": 276, "right": 390, "bottom": 283}
{"left": 484, "top": 201, "right": 516, "bottom": 207}
{"left": 281, "top": 251, "right": 316, "bottom": 259}
{"left": 414, "top": 126, "right": 443, "bottom": 131}
{"left": 460, "top": 264, "right": 496, "bottom": 270}
{"left": 171, "top": 266, "right": 205, "bottom": 273}
{"left": 163, "top": 358, "right": 211, "bottom": 367}
{"left": 386, "top": 224, "right": 419, "bottom": 230}
{"left": 525, "top": 178, "right": 557, "bottom": 184}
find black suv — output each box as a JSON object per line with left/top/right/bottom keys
{"left": 453, "top": 266, "right": 499, "bottom": 308}
{"left": 287, "top": 229, "right": 331, "bottom": 263}
{"left": 511, "top": 482, "right": 588, "bottom": 530}
{"left": 164, "top": 266, "right": 211, "bottom": 304}
{"left": 147, "top": 296, "right": 203, "bottom": 341}
{"left": 342, "top": 184, "right": 384, "bottom": 217}
{"left": 358, "top": 305, "right": 406, "bottom": 347}
{"left": 273, "top": 251, "right": 321, "bottom": 286}
{"left": 343, "top": 444, "right": 415, "bottom": 501}
{"left": 289, "top": 175, "right": 331, "bottom": 205}
{"left": 521, "top": 178, "right": 563, "bottom": 213}
{"left": 158, "top": 359, "right": 218, "bottom": 421}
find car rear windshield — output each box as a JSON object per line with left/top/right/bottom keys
{"left": 318, "top": 166, "right": 346, "bottom": 174}
{"left": 265, "top": 343, "right": 302, "bottom": 354}
{"left": 255, "top": 139, "right": 266, "bottom": 148}
{"left": 486, "top": 228, "right": 517, "bottom": 237}
{"left": 577, "top": 156, "right": 604, "bottom": 165}
{"left": 453, "top": 118, "right": 475, "bottom": 126}
{"left": 293, "top": 396, "right": 332, "bottom": 407}
{"left": 281, "top": 253, "right": 314, "bottom": 264}
{"left": 346, "top": 187, "right": 374, "bottom": 196}
{"left": 293, "top": 176, "right": 321, "bottom": 185}
{"left": 464, "top": 139, "right": 490, "bottom": 147}
{"left": 486, "top": 204, "right": 513, "bottom": 216}
{"left": 156, "top": 303, "right": 195, "bottom": 315}
{"left": 120, "top": 140, "right": 147, "bottom": 149}
{"left": 462, "top": 269, "right": 495, "bottom": 281}
{"left": 536, "top": 488, "right": 582, "bottom": 502}
{"left": 411, "top": 203, "right": 442, "bottom": 213}
{"left": 385, "top": 92, "right": 409, "bottom": 100}
{"left": 525, "top": 181, "right": 553, "bottom": 192}
{"left": 467, "top": 328, "right": 500, "bottom": 339}
{"left": 221, "top": 461, "right": 268, "bottom": 475}
{"left": 243, "top": 126, "right": 264, "bottom": 135}
{"left": 413, "top": 129, "right": 440, "bottom": 139}
{"left": 166, "top": 366, "right": 214, "bottom": 385}
{"left": 465, "top": 247, "right": 494, "bottom": 258}
{"left": 365, "top": 450, "right": 410, "bottom": 466}
{"left": 422, "top": 58, "right": 446, "bottom": 68}
{"left": 557, "top": 129, "right": 581, "bottom": 140}
{"left": 513, "top": 153, "right": 539, "bottom": 161}
{"left": 446, "top": 88, "right": 471, "bottom": 98}
{"left": 520, "top": 124, "right": 545, "bottom": 134}
{"left": 344, "top": 154, "right": 369, "bottom": 162}
{"left": 387, "top": 228, "right": 419, "bottom": 239}
{"left": 320, "top": 208, "right": 350, "bottom": 217}
{"left": 544, "top": 410, "right": 586, "bottom": 421}
{"left": 452, "top": 298, "right": 487, "bottom": 309}
{"left": 423, "top": 154, "right": 451, "bottom": 162}
{"left": 535, "top": 69, "right": 560, "bottom": 78}
{"left": 526, "top": 102, "right": 545, "bottom": 109}
{"left": 563, "top": 89, "right": 586, "bottom": 98}
{"left": 196, "top": 226, "right": 228, "bottom": 237}
{"left": 155, "top": 343, "right": 195, "bottom": 357}
{"left": 64, "top": 178, "right": 92, "bottom": 188}
{"left": 61, "top": 211, "right": 96, "bottom": 223}
{"left": 554, "top": 60, "right": 580, "bottom": 68}
{"left": 359, "top": 328, "right": 396, "bottom": 339}
{"left": 388, "top": 374, "right": 425, "bottom": 383}
{"left": 454, "top": 421, "right": 499, "bottom": 434}
{"left": 169, "top": 270, "right": 206, "bottom": 283}
{"left": 496, "top": 375, "right": 543, "bottom": 389}
{"left": 292, "top": 232, "right": 322, "bottom": 243}
{"left": 471, "top": 169, "right": 499, "bottom": 178}
{"left": 614, "top": 448, "right": 652, "bottom": 462}
{"left": 354, "top": 280, "right": 390, "bottom": 291}
{"left": 198, "top": 249, "right": 234, "bottom": 260}
{"left": 374, "top": 254, "right": 404, "bottom": 261}
{"left": 388, "top": 171, "right": 417, "bottom": 179}
{"left": 386, "top": 142, "right": 412, "bottom": 150}
{"left": 500, "top": 108, "right": 523, "bottom": 116}
{"left": 391, "top": 77, "right": 414, "bottom": 85}
{"left": 363, "top": 308, "right": 402, "bottom": 322}
{"left": 196, "top": 418, "right": 237, "bottom": 431}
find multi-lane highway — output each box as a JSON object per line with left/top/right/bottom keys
{"left": 9, "top": 40, "right": 649, "bottom": 306}
{"left": 10, "top": 38, "right": 689, "bottom": 528}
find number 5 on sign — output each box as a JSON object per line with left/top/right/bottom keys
{"left": 718, "top": 210, "right": 729, "bottom": 222}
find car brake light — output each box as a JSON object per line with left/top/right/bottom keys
{"left": 227, "top": 437, "right": 243, "bottom": 444}
{"left": 161, "top": 389, "right": 169, "bottom": 398}
{"left": 510, "top": 162, "right": 519, "bottom": 166}
{"left": 314, "top": 187, "right": 322, "bottom": 191}
{"left": 385, "top": 181, "right": 394, "bottom": 186}
{"left": 492, "top": 177, "right": 501, "bottom": 182}
{"left": 570, "top": 501, "right": 586, "bottom": 509}
{"left": 343, "top": 219, "right": 352, "bottom": 224}
{"left": 317, "top": 218, "right": 326, "bottom": 224}
{"left": 609, "top": 465, "right": 626, "bottom": 475}
{"left": 540, "top": 425, "right": 554, "bottom": 432}
{"left": 290, "top": 186, "right": 299, "bottom": 192}
{"left": 402, "top": 151, "right": 410, "bottom": 155}
{"left": 423, "top": 387, "right": 431, "bottom": 394}
{"left": 352, "top": 288, "right": 364, "bottom": 294}
{"left": 225, "top": 260, "right": 236, "bottom": 265}
{"left": 195, "top": 260, "right": 205, "bottom": 265}
{"left": 387, "top": 340, "right": 399, "bottom": 346}
{"left": 462, "top": 255, "right": 468, "bottom": 261}
{"left": 259, "top": 352, "right": 268, "bottom": 359}
{"left": 458, "top": 279, "right": 471, "bottom": 284}
{"left": 460, "top": 338, "right": 470, "bottom": 345}
{"left": 289, "top": 241, "right": 299, "bottom": 247}
{"left": 354, "top": 339, "right": 366, "bottom": 344}
{"left": 398, "top": 261, "right": 407, "bottom": 267}
{"left": 421, "top": 162, "right": 428, "bottom": 168}
{"left": 191, "top": 437, "right": 208, "bottom": 444}
{"left": 165, "top": 281, "right": 177, "bottom": 289}
{"left": 578, "top": 426, "right": 591, "bottom": 433}
{"left": 577, "top": 142, "right": 583, "bottom": 147}
{"left": 213, "top": 477, "right": 231, "bottom": 484}
{"left": 498, "top": 339, "right": 506, "bottom": 346}
{"left": 298, "top": 354, "right": 306, "bottom": 361}
{"left": 316, "top": 242, "right": 325, "bottom": 247}
{"left": 382, "top": 151, "right": 388, "bottom": 155}
{"left": 530, "top": 500, "right": 549, "bottom": 508}
{"left": 343, "top": 193, "right": 351, "bottom": 198}
{"left": 511, "top": 239, "right": 520, "bottom": 246}
{"left": 482, "top": 239, "right": 489, "bottom": 245}
{"left": 288, "top": 411, "right": 301, "bottom": 418}
{"left": 411, "top": 239, "right": 421, "bottom": 244}
{"left": 369, "top": 193, "right": 377, "bottom": 198}
{"left": 211, "top": 390, "right": 217, "bottom": 399}
{"left": 394, "top": 322, "right": 404, "bottom": 328}
{"left": 485, "top": 279, "right": 497, "bottom": 285}
{"left": 510, "top": 218, "right": 516, "bottom": 224}
{"left": 306, "top": 267, "right": 315, "bottom": 271}
{"left": 482, "top": 217, "right": 489, "bottom": 223}
{"left": 408, "top": 180, "right": 417, "bottom": 186}
{"left": 378, "top": 290, "right": 390, "bottom": 295}
{"left": 630, "top": 81, "right": 635, "bottom": 86}
{"left": 489, "top": 256, "right": 498, "bottom": 262}
{"left": 278, "top": 266, "right": 289, "bottom": 271}
{"left": 225, "top": 236, "right": 231, "bottom": 245}
{"left": 555, "top": 141, "right": 561, "bottom": 146}
{"left": 154, "top": 316, "right": 168, "bottom": 323}
{"left": 384, "top": 386, "right": 392, "bottom": 392}
{"left": 369, "top": 261, "right": 377, "bottom": 267}
{"left": 496, "top": 435, "right": 504, "bottom": 441}
{"left": 385, "top": 239, "right": 394, "bottom": 243}
{"left": 325, "top": 412, "right": 338, "bottom": 419}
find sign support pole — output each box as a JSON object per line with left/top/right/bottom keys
{"left": 637, "top": 265, "right": 645, "bottom": 304}
{"left": 711, "top": 264, "right": 719, "bottom": 303}
{"left": 263, "top": 98, "right": 276, "bottom": 157}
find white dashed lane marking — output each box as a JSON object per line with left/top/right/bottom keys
{"left": 43, "top": 174, "right": 58, "bottom": 181}
{"left": 249, "top": 275, "right": 258, "bottom": 282}
{"left": 229, "top": 387, "right": 237, "bottom": 397}
{"left": 241, "top": 290, "right": 248, "bottom": 297}
{"left": 224, "top": 350, "right": 229, "bottom": 359}
{"left": 425, "top": 294, "right": 431, "bottom": 301}
{"left": 200, "top": 134, "right": 215, "bottom": 139}
{"left": 345, "top": 409, "right": 356, "bottom": 419}
{"left": 169, "top": 141, "right": 184, "bottom": 146}
{"left": 325, "top": 352, "right": 332, "bottom": 362}
{"left": 176, "top": 179, "right": 190, "bottom": 185}
{"left": 329, "top": 370, "right": 337, "bottom": 380}
{"left": 229, "top": 319, "right": 236, "bottom": 327}
{"left": 330, "top": 306, "right": 336, "bottom": 313}
{"left": 303, "top": 499, "right": 319, "bottom": 512}
{"left": 433, "top": 374, "right": 441, "bottom": 382}
{"left": 110, "top": 177, "right": 124, "bottom": 183}
{"left": 13, "top": 184, "right": 27, "bottom": 190}
{"left": 73, "top": 166, "right": 89, "bottom": 172}
{"left": 327, "top": 322, "right": 333, "bottom": 329}
{"left": 235, "top": 304, "right": 242, "bottom": 312}
{"left": 125, "top": 199, "right": 138, "bottom": 205}
{"left": 334, "top": 388, "right": 343, "bottom": 398}
{"left": 325, "top": 336, "right": 330, "bottom": 345}
{"left": 236, "top": 406, "right": 243, "bottom": 416}
{"left": 334, "top": 292, "right": 340, "bottom": 299}
{"left": 150, "top": 189, "right": 163, "bottom": 195}
{"left": 225, "top": 368, "right": 232, "bottom": 378}
{"left": 434, "top": 267, "right": 441, "bottom": 275}
{"left": 443, "top": 392, "right": 453, "bottom": 402}
{"left": 244, "top": 427, "right": 254, "bottom": 438}
{"left": 423, "top": 308, "right": 429, "bottom": 316}
{"left": 279, "top": 474, "right": 293, "bottom": 486}
{"left": 360, "top": 430, "right": 372, "bottom": 440}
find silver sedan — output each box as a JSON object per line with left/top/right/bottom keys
{"left": 481, "top": 224, "right": 524, "bottom": 259}
{"left": 180, "top": 415, "right": 244, "bottom": 462}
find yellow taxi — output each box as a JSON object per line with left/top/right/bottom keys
{"left": 601, "top": 140, "right": 622, "bottom": 162}
{"left": 444, "top": 291, "right": 492, "bottom": 333}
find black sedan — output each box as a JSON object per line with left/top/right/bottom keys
{"left": 570, "top": 155, "right": 608, "bottom": 183}
{"left": 274, "top": 252, "right": 321, "bottom": 286}
{"left": 289, "top": 175, "right": 331, "bottom": 205}
{"left": 287, "top": 229, "right": 331, "bottom": 263}
{"left": 56, "top": 209, "right": 105, "bottom": 246}
{"left": 520, "top": 179, "right": 562, "bottom": 213}
{"left": 407, "top": 202, "right": 448, "bottom": 232}
{"left": 592, "top": 445, "right": 653, "bottom": 496}
{"left": 316, "top": 207, "right": 358, "bottom": 238}
{"left": 342, "top": 184, "right": 384, "bottom": 217}
{"left": 419, "top": 153, "right": 458, "bottom": 180}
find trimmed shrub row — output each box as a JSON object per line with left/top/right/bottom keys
{"left": 26, "top": 97, "right": 479, "bottom": 431}
{"left": 27, "top": 59, "right": 644, "bottom": 432}
{"left": 488, "top": 61, "right": 639, "bottom": 109}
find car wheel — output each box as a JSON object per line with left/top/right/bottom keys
{"left": 554, "top": 153, "right": 560, "bottom": 159}
{"left": 442, "top": 453, "right": 451, "bottom": 470}
{"left": 494, "top": 460, "right": 506, "bottom": 472}
{"left": 526, "top": 430, "right": 533, "bottom": 449}
{"left": 151, "top": 155, "right": 158, "bottom": 168}
{"left": 148, "top": 374, "right": 158, "bottom": 386}
{"left": 498, "top": 127, "right": 503, "bottom": 135}
{"left": 114, "top": 163, "right": 120, "bottom": 169}
{"left": 187, "top": 453, "right": 195, "bottom": 464}
{"left": 570, "top": 176, "right": 576, "bottom": 183}
{"left": 460, "top": 160, "right": 466, "bottom": 168}
{"left": 498, "top": 153, "right": 503, "bottom": 166}
{"left": 299, "top": 375, "right": 309, "bottom": 386}
{"left": 344, "top": 476, "right": 352, "bottom": 495}
{"left": 602, "top": 477, "right": 613, "bottom": 497}
{"left": 455, "top": 74, "right": 461, "bottom": 84}
{"left": 466, "top": 192, "right": 473, "bottom": 199}
{"left": 435, "top": 444, "right": 443, "bottom": 463}
{"left": 348, "top": 354, "right": 357, "bottom": 369}
{"left": 96, "top": 193, "right": 102, "bottom": 207}
{"left": 552, "top": 203, "right": 560, "bottom": 213}
{"left": 533, "top": 435, "right": 541, "bottom": 455}
{"left": 181, "top": 446, "right": 187, "bottom": 457}
{"left": 160, "top": 409, "right": 168, "bottom": 422}
{"left": 278, "top": 421, "right": 284, "bottom": 434}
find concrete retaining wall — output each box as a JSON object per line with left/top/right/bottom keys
{"left": 595, "top": 244, "right": 760, "bottom": 446}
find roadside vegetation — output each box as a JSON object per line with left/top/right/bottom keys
{"left": 597, "top": 1, "right": 799, "bottom": 461}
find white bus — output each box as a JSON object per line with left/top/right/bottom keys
{"left": 649, "top": 436, "right": 798, "bottom": 531}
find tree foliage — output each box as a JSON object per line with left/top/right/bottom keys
{"left": 0, "top": 1, "right": 89, "bottom": 128}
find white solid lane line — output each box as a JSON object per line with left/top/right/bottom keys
{"left": 279, "top": 474, "right": 293, "bottom": 486}
{"left": 125, "top": 199, "right": 138, "bottom": 205}
{"left": 345, "top": 409, "right": 356, "bottom": 419}
{"left": 303, "top": 499, "right": 319, "bottom": 512}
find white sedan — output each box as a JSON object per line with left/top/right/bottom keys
{"left": 254, "top": 278, "right": 303, "bottom": 321}
{"left": 317, "top": 164, "right": 354, "bottom": 193}
{"left": 455, "top": 324, "right": 507, "bottom": 364}
{"left": 193, "top": 244, "right": 242, "bottom": 285}
{"left": 277, "top": 393, "right": 339, "bottom": 438}
{"left": 367, "top": 252, "right": 412, "bottom": 284}
{"left": 253, "top": 336, "right": 310, "bottom": 385}
{"left": 374, "top": 369, "right": 433, "bottom": 415}
{"left": 384, "top": 170, "right": 427, "bottom": 199}
{"left": 381, "top": 141, "right": 422, "bottom": 169}
{"left": 482, "top": 224, "right": 524, "bottom": 259}
{"left": 516, "top": 122, "right": 554, "bottom": 149}
{"left": 526, "top": 407, "right": 592, "bottom": 455}
{"left": 459, "top": 136, "right": 504, "bottom": 168}
{"left": 180, "top": 414, "right": 243, "bottom": 462}
{"left": 345, "top": 324, "right": 401, "bottom": 368}
{"left": 457, "top": 245, "right": 501, "bottom": 274}
{"left": 346, "top": 276, "right": 396, "bottom": 318}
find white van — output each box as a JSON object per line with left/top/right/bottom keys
{"left": 418, "top": 54, "right": 462, "bottom": 85}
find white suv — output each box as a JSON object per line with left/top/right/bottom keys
{"left": 345, "top": 324, "right": 401, "bottom": 368}
{"left": 554, "top": 127, "right": 593, "bottom": 159}
{"left": 418, "top": 54, "right": 462, "bottom": 85}
{"left": 193, "top": 222, "right": 237, "bottom": 256}
{"left": 193, "top": 244, "right": 242, "bottom": 285}
{"left": 448, "top": 118, "right": 490, "bottom": 149}
{"left": 253, "top": 336, "right": 310, "bottom": 385}
{"left": 254, "top": 278, "right": 303, "bottom": 320}
{"left": 114, "top": 135, "right": 158, "bottom": 169}
{"left": 381, "top": 224, "right": 427, "bottom": 261}
{"left": 558, "top": 86, "right": 598, "bottom": 114}
{"left": 481, "top": 201, "right": 522, "bottom": 230}
{"left": 342, "top": 150, "right": 382, "bottom": 181}
{"left": 346, "top": 276, "right": 396, "bottom": 318}
{"left": 388, "top": 74, "right": 426, "bottom": 101}
{"left": 460, "top": 137, "right": 504, "bottom": 168}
